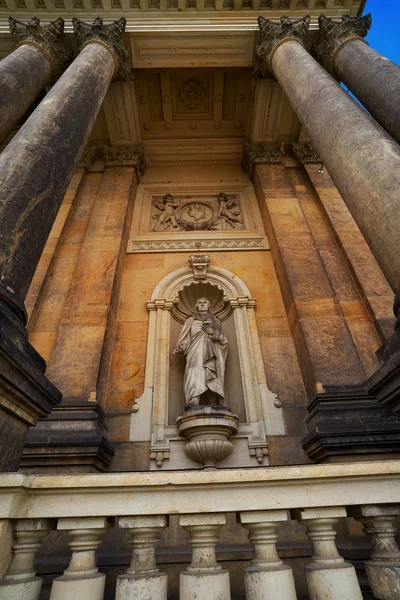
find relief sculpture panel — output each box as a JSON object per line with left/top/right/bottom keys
{"left": 151, "top": 193, "right": 244, "bottom": 232}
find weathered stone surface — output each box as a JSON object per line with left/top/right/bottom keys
{"left": 314, "top": 14, "right": 371, "bottom": 75}
{"left": 254, "top": 15, "right": 310, "bottom": 79}
{"left": 267, "top": 36, "right": 400, "bottom": 291}
{"left": 315, "top": 14, "right": 400, "bottom": 145}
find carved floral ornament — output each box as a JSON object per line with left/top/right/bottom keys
{"left": 9, "top": 16, "right": 72, "bottom": 81}
{"left": 179, "top": 79, "right": 206, "bottom": 110}
{"left": 254, "top": 15, "right": 311, "bottom": 79}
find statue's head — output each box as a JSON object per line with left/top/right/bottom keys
{"left": 217, "top": 192, "right": 227, "bottom": 203}
{"left": 196, "top": 297, "right": 211, "bottom": 314}
{"left": 163, "top": 193, "right": 173, "bottom": 203}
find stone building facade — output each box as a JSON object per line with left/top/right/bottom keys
{"left": 0, "top": 1, "right": 400, "bottom": 599}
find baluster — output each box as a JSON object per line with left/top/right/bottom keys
{"left": 179, "top": 513, "right": 230, "bottom": 600}
{"left": 116, "top": 516, "right": 168, "bottom": 600}
{"left": 49, "top": 517, "right": 111, "bottom": 600}
{"left": 0, "top": 518, "right": 55, "bottom": 600}
{"left": 348, "top": 504, "right": 400, "bottom": 600}
{"left": 292, "top": 507, "right": 363, "bottom": 600}
{"left": 239, "top": 510, "right": 297, "bottom": 600}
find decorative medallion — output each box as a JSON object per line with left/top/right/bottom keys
{"left": 179, "top": 79, "right": 206, "bottom": 110}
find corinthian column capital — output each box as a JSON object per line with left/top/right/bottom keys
{"left": 315, "top": 14, "right": 372, "bottom": 75}
{"left": 9, "top": 16, "right": 72, "bottom": 81}
{"left": 72, "top": 17, "right": 130, "bottom": 80}
{"left": 255, "top": 15, "right": 310, "bottom": 79}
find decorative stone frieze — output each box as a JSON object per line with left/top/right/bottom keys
{"left": 130, "top": 238, "right": 267, "bottom": 252}
{"left": 315, "top": 14, "right": 371, "bottom": 76}
{"left": 9, "top": 16, "right": 72, "bottom": 81}
{"left": 103, "top": 144, "right": 146, "bottom": 176}
{"left": 291, "top": 142, "right": 321, "bottom": 165}
{"left": 241, "top": 142, "right": 284, "bottom": 178}
{"left": 254, "top": 15, "right": 310, "bottom": 79}
{"left": 72, "top": 17, "right": 130, "bottom": 80}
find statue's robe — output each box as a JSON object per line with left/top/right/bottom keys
{"left": 175, "top": 313, "right": 228, "bottom": 405}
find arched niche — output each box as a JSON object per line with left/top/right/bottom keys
{"left": 129, "top": 256, "right": 285, "bottom": 470}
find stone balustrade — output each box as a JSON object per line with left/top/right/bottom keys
{"left": 0, "top": 462, "right": 399, "bottom": 600}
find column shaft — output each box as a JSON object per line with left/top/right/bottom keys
{"left": 335, "top": 41, "right": 400, "bottom": 145}
{"left": 270, "top": 40, "right": 400, "bottom": 291}
{"left": 0, "top": 45, "right": 51, "bottom": 144}
{"left": 0, "top": 42, "right": 114, "bottom": 313}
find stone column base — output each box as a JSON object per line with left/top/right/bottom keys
{"left": 0, "top": 577, "right": 42, "bottom": 600}
{"left": 49, "top": 573, "right": 106, "bottom": 600}
{"left": 244, "top": 564, "right": 297, "bottom": 600}
{"left": 305, "top": 563, "right": 362, "bottom": 600}
{"left": 116, "top": 571, "right": 167, "bottom": 600}
{"left": 365, "top": 562, "right": 400, "bottom": 600}
{"left": 180, "top": 570, "right": 230, "bottom": 600}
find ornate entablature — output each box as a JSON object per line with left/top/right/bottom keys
{"left": 314, "top": 14, "right": 371, "bottom": 76}
{"left": 128, "top": 180, "right": 269, "bottom": 253}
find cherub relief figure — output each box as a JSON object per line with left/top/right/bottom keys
{"left": 173, "top": 297, "right": 228, "bottom": 410}
{"left": 217, "top": 193, "right": 243, "bottom": 229}
{"left": 153, "top": 193, "right": 180, "bottom": 232}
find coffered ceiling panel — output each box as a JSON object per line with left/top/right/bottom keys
{"left": 135, "top": 67, "right": 252, "bottom": 139}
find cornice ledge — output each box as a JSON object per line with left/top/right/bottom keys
{"left": 242, "top": 141, "right": 284, "bottom": 178}
{"left": 72, "top": 16, "right": 130, "bottom": 80}
{"left": 103, "top": 144, "right": 146, "bottom": 177}
{"left": 9, "top": 16, "right": 72, "bottom": 81}
{"left": 314, "top": 13, "right": 371, "bottom": 76}
{"left": 291, "top": 142, "right": 321, "bottom": 165}
{"left": 254, "top": 14, "right": 310, "bottom": 79}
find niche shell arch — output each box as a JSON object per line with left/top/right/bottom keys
{"left": 129, "top": 258, "right": 284, "bottom": 470}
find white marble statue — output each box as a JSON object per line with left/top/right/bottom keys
{"left": 173, "top": 297, "right": 228, "bottom": 409}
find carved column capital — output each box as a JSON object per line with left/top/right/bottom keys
{"left": 255, "top": 15, "right": 310, "bottom": 79}
{"left": 103, "top": 144, "right": 146, "bottom": 177}
{"left": 242, "top": 142, "right": 284, "bottom": 178}
{"left": 9, "top": 16, "right": 72, "bottom": 81}
{"left": 72, "top": 17, "right": 130, "bottom": 80}
{"left": 291, "top": 142, "right": 321, "bottom": 165}
{"left": 315, "top": 14, "right": 372, "bottom": 76}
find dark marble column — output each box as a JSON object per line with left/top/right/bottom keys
{"left": 315, "top": 14, "right": 400, "bottom": 145}
{"left": 0, "top": 17, "right": 129, "bottom": 471}
{"left": 256, "top": 15, "right": 400, "bottom": 293}
{"left": 0, "top": 17, "right": 71, "bottom": 144}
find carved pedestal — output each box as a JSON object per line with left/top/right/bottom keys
{"left": 177, "top": 406, "right": 239, "bottom": 470}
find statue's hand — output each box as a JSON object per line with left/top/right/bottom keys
{"left": 172, "top": 347, "right": 182, "bottom": 356}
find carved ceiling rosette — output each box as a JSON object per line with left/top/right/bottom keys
{"left": 9, "top": 16, "right": 72, "bottom": 82}
{"left": 179, "top": 79, "right": 206, "bottom": 110}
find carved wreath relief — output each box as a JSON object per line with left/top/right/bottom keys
{"left": 151, "top": 193, "right": 244, "bottom": 232}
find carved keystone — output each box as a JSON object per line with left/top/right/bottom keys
{"left": 255, "top": 15, "right": 310, "bottom": 79}
{"left": 189, "top": 254, "right": 211, "bottom": 280}
{"left": 9, "top": 16, "right": 72, "bottom": 81}
{"left": 72, "top": 17, "right": 130, "bottom": 80}
{"left": 314, "top": 14, "right": 372, "bottom": 76}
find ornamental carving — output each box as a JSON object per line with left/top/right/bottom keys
{"left": 254, "top": 15, "right": 310, "bottom": 79}
{"left": 9, "top": 16, "right": 72, "bottom": 81}
{"left": 291, "top": 142, "right": 321, "bottom": 165}
{"left": 151, "top": 193, "right": 243, "bottom": 232}
{"left": 78, "top": 146, "right": 96, "bottom": 170}
{"left": 72, "top": 17, "right": 130, "bottom": 80}
{"left": 103, "top": 145, "right": 146, "bottom": 177}
{"left": 179, "top": 79, "right": 206, "bottom": 110}
{"left": 241, "top": 142, "right": 285, "bottom": 177}
{"left": 314, "top": 14, "right": 371, "bottom": 76}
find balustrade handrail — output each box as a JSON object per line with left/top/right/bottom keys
{"left": 0, "top": 460, "right": 399, "bottom": 519}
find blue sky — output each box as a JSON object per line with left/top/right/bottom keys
{"left": 364, "top": 0, "right": 400, "bottom": 66}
